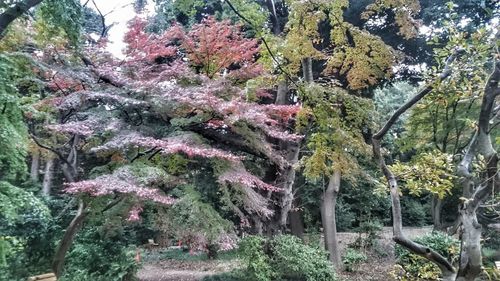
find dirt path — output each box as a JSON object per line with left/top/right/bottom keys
{"left": 137, "top": 265, "right": 215, "bottom": 281}
{"left": 138, "top": 259, "right": 240, "bottom": 281}
{"left": 137, "top": 226, "right": 433, "bottom": 281}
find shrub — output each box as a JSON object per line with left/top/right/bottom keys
{"left": 202, "top": 271, "right": 246, "bottom": 281}
{"left": 352, "top": 219, "right": 383, "bottom": 250}
{"left": 401, "top": 198, "right": 430, "bottom": 227}
{"left": 239, "top": 235, "right": 336, "bottom": 281}
{"left": 342, "top": 248, "right": 367, "bottom": 272}
{"left": 60, "top": 226, "right": 139, "bottom": 281}
{"left": 0, "top": 181, "right": 55, "bottom": 281}
{"left": 239, "top": 236, "right": 274, "bottom": 281}
{"left": 394, "top": 232, "right": 459, "bottom": 280}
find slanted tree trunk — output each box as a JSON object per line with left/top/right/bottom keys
{"left": 321, "top": 170, "right": 342, "bottom": 269}
{"left": 0, "top": 0, "right": 44, "bottom": 39}
{"left": 30, "top": 151, "right": 40, "bottom": 182}
{"left": 42, "top": 157, "right": 54, "bottom": 196}
{"left": 371, "top": 49, "right": 461, "bottom": 280}
{"left": 52, "top": 200, "right": 87, "bottom": 277}
{"left": 41, "top": 135, "right": 85, "bottom": 277}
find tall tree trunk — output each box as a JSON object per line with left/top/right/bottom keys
{"left": 278, "top": 57, "right": 312, "bottom": 230}
{"left": 42, "top": 157, "right": 54, "bottom": 196}
{"left": 455, "top": 55, "right": 499, "bottom": 281}
{"left": 52, "top": 200, "right": 87, "bottom": 277}
{"left": 266, "top": 0, "right": 281, "bottom": 35}
{"left": 278, "top": 143, "right": 299, "bottom": 229}
{"left": 301, "top": 58, "right": 313, "bottom": 83}
{"left": 253, "top": 215, "right": 264, "bottom": 235}
{"left": 50, "top": 135, "right": 84, "bottom": 277}
{"left": 431, "top": 195, "right": 444, "bottom": 231}
{"left": 30, "top": 151, "right": 40, "bottom": 182}
{"left": 0, "top": 0, "right": 44, "bottom": 39}
{"left": 275, "top": 80, "right": 288, "bottom": 105}
{"left": 321, "top": 170, "right": 342, "bottom": 269}
{"left": 289, "top": 199, "right": 305, "bottom": 239}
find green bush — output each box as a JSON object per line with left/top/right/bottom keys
{"left": 401, "top": 198, "right": 430, "bottom": 227}
{"left": 202, "top": 271, "right": 246, "bottom": 281}
{"left": 238, "top": 235, "right": 336, "bottom": 281}
{"left": 60, "top": 226, "right": 139, "bottom": 281}
{"left": 342, "top": 248, "right": 367, "bottom": 272}
{"left": 352, "top": 219, "right": 383, "bottom": 250}
{"left": 394, "top": 232, "right": 459, "bottom": 280}
{"left": 239, "top": 236, "right": 274, "bottom": 281}
{"left": 0, "top": 181, "right": 55, "bottom": 281}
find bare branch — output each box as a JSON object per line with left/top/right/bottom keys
{"left": 373, "top": 48, "right": 462, "bottom": 141}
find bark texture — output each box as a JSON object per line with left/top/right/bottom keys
{"left": 277, "top": 57, "right": 312, "bottom": 230}
{"left": 42, "top": 157, "right": 54, "bottom": 196}
{"left": 321, "top": 170, "right": 342, "bottom": 269}
{"left": 0, "top": 0, "right": 44, "bottom": 39}
{"left": 52, "top": 200, "right": 87, "bottom": 277}
{"left": 455, "top": 49, "right": 499, "bottom": 281}
{"left": 30, "top": 151, "right": 40, "bottom": 182}
{"left": 431, "top": 195, "right": 444, "bottom": 231}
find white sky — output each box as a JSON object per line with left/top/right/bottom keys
{"left": 83, "top": 0, "right": 155, "bottom": 58}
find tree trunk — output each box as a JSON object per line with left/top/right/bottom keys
{"left": 253, "top": 215, "right": 264, "bottom": 235}
{"left": 455, "top": 207, "right": 483, "bottom": 281}
{"left": 289, "top": 206, "right": 304, "bottom": 239}
{"left": 301, "top": 58, "right": 313, "bottom": 83}
{"left": 370, "top": 50, "right": 461, "bottom": 280}
{"left": 277, "top": 57, "right": 313, "bottom": 230}
{"left": 51, "top": 135, "right": 83, "bottom": 277}
{"left": 0, "top": 0, "right": 44, "bottom": 39}
{"left": 431, "top": 195, "right": 444, "bottom": 231}
{"left": 278, "top": 143, "right": 299, "bottom": 229}
{"left": 455, "top": 55, "right": 499, "bottom": 280}
{"left": 275, "top": 80, "right": 288, "bottom": 105}
{"left": 30, "top": 151, "right": 40, "bottom": 182}
{"left": 52, "top": 200, "right": 87, "bottom": 277}
{"left": 42, "top": 157, "right": 54, "bottom": 196}
{"left": 266, "top": 0, "right": 281, "bottom": 35}
{"left": 321, "top": 170, "right": 342, "bottom": 269}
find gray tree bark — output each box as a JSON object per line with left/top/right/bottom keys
{"left": 321, "top": 170, "right": 342, "bottom": 269}
{"left": 0, "top": 0, "right": 44, "bottom": 39}
{"left": 277, "top": 57, "right": 312, "bottom": 230}
{"left": 47, "top": 135, "right": 85, "bottom": 277}
{"left": 41, "top": 157, "right": 54, "bottom": 196}
{"left": 30, "top": 151, "right": 40, "bottom": 182}
{"left": 431, "top": 195, "right": 444, "bottom": 231}
{"left": 455, "top": 50, "right": 499, "bottom": 281}
{"left": 52, "top": 200, "right": 87, "bottom": 277}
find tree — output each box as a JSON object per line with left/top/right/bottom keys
{"left": 24, "top": 16, "right": 301, "bottom": 276}
{"left": 372, "top": 16, "right": 499, "bottom": 278}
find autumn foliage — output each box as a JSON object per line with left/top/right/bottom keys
{"left": 30, "top": 15, "right": 301, "bottom": 244}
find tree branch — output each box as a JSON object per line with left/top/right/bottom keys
{"left": 0, "top": 0, "right": 44, "bottom": 40}
{"left": 373, "top": 48, "right": 462, "bottom": 141}
{"left": 371, "top": 49, "right": 463, "bottom": 277}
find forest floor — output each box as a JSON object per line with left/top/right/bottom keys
{"left": 137, "top": 226, "right": 432, "bottom": 281}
